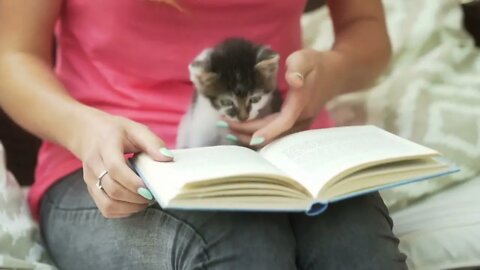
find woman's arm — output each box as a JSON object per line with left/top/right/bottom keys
{"left": 226, "top": 0, "right": 391, "bottom": 145}
{"left": 0, "top": 0, "right": 171, "bottom": 218}
{"left": 322, "top": 0, "right": 391, "bottom": 100}
{"left": 0, "top": 0, "right": 86, "bottom": 151}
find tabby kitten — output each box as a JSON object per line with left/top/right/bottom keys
{"left": 176, "top": 38, "right": 282, "bottom": 148}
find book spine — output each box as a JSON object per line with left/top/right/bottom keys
{"left": 305, "top": 201, "right": 328, "bottom": 216}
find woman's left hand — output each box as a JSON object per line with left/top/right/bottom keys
{"left": 224, "top": 49, "right": 330, "bottom": 147}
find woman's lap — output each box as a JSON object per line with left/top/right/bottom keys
{"left": 40, "top": 170, "right": 407, "bottom": 270}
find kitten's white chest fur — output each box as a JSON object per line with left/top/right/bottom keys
{"left": 176, "top": 92, "right": 275, "bottom": 149}
{"left": 176, "top": 95, "right": 228, "bottom": 148}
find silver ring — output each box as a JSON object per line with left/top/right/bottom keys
{"left": 293, "top": 72, "right": 304, "bottom": 81}
{"left": 96, "top": 170, "right": 108, "bottom": 191}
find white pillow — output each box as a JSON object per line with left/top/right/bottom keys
{"left": 392, "top": 176, "right": 480, "bottom": 270}
{"left": 0, "top": 142, "right": 56, "bottom": 269}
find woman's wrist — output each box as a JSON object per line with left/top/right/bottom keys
{"left": 311, "top": 42, "right": 390, "bottom": 105}
{"left": 60, "top": 104, "right": 109, "bottom": 159}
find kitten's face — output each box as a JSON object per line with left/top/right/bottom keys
{"left": 189, "top": 39, "right": 280, "bottom": 121}
{"left": 213, "top": 90, "right": 272, "bottom": 121}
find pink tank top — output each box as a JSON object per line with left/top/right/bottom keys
{"left": 29, "top": 0, "right": 333, "bottom": 219}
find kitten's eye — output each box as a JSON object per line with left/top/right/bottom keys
{"left": 249, "top": 96, "right": 262, "bottom": 104}
{"left": 219, "top": 99, "right": 233, "bottom": 106}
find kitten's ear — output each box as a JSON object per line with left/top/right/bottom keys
{"left": 189, "top": 64, "right": 218, "bottom": 91}
{"left": 189, "top": 49, "right": 218, "bottom": 91}
{"left": 255, "top": 47, "right": 280, "bottom": 79}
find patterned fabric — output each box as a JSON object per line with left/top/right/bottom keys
{"left": 366, "top": 0, "right": 480, "bottom": 211}
{"left": 303, "top": 0, "right": 480, "bottom": 211}
{"left": 0, "top": 142, "right": 56, "bottom": 269}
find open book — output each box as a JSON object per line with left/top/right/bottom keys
{"left": 132, "top": 126, "right": 459, "bottom": 215}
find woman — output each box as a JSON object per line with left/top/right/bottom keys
{"left": 0, "top": 0, "right": 406, "bottom": 269}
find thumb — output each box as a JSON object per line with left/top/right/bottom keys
{"left": 285, "top": 50, "right": 316, "bottom": 89}
{"left": 249, "top": 50, "right": 317, "bottom": 146}
{"left": 127, "top": 125, "right": 174, "bottom": 162}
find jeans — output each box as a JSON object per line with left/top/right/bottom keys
{"left": 40, "top": 169, "right": 407, "bottom": 270}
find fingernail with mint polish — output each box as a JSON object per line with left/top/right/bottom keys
{"left": 250, "top": 136, "right": 265, "bottom": 146}
{"left": 137, "top": 187, "right": 153, "bottom": 201}
{"left": 159, "top": 147, "right": 174, "bottom": 158}
{"left": 216, "top": 120, "right": 229, "bottom": 128}
{"left": 226, "top": 134, "right": 238, "bottom": 142}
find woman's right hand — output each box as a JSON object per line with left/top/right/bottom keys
{"left": 71, "top": 110, "right": 174, "bottom": 218}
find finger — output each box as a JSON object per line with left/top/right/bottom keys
{"left": 87, "top": 184, "right": 148, "bottom": 219}
{"left": 82, "top": 151, "right": 105, "bottom": 187}
{"left": 83, "top": 156, "right": 150, "bottom": 204}
{"left": 249, "top": 89, "right": 306, "bottom": 146}
{"left": 248, "top": 51, "right": 318, "bottom": 146}
{"left": 285, "top": 50, "right": 316, "bottom": 89}
{"left": 225, "top": 132, "right": 252, "bottom": 147}
{"left": 101, "top": 175, "right": 150, "bottom": 204}
{"left": 126, "top": 123, "right": 174, "bottom": 162}
{"left": 100, "top": 139, "right": 154, "bottom": 199}
{"left": 223, "top": 114, "right": 278, "bottom": 134}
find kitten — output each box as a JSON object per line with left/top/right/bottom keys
{"left": 176, "top": 38, "right": 282, "bottom": 148}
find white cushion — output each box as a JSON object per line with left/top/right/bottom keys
{"left": 0, "top": 142, "right": 56, "bottom": 269}
{"left": 392, "top": 176, "right": 480, "bottom": 270}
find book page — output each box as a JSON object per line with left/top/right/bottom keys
{"left": 319, "top": 158, "right": 451, "bottom": 200}
{"left": 133, "top": 145, "right": 294, "bottom": 205}
{"left": 260, "top": 126, "right": 439, "bottom": 195}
